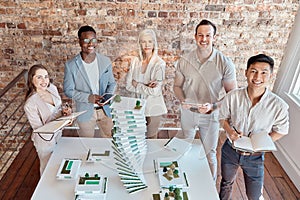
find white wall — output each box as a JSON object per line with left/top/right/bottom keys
{"left": 273, "top": 8, "right": 300, "bottom": 192}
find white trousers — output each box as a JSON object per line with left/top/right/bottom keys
{"left": 180, "top": 108, "right": 220, "bottom": 182}
{"left": 32, "top": 130, "right": 62, "bottom": 176}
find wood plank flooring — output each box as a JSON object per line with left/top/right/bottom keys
{"left": 0, "top": 130, "right": 299, "bottom": 200}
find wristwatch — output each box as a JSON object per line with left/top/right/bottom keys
{"left": 212, "top": 103, "right": 218, "bottom": 110}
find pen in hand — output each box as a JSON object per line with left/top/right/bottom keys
{"left": 248, "top": 132, "right": 252, "bottom": 137}
{"left": 232, "top": 126, "right": 242, "bottom": 138}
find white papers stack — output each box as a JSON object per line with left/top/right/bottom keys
{"left": 56, "top": 159, "right": 81, "bottom": 180}
{"left": 110, "top": 96, "right": 148, "bottom": 194}
{"left": 75, "top": 172, "right": 107, "bottom": 200}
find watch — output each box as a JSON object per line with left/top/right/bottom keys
{"left": 212, "top": 103, "right": 218, "bottom": 110}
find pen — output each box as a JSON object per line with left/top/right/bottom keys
{"left": 232, "top": 126, "right": 242, "bottom": 138}
{"left": 164, "top": 137, "right": 173, "bottom": 146}
{"left": 248, "top": 132, "right": 252, "bottom": 137}
{"left": 86, "top": 149, "right": 91, "bottom": 161}
{"left": 103, "top": 177, "right": 107, "bottom": 193}
{"left": 153, "top": 160, "right": 157, "bottom": 173}
{"left": 183, "top": 172, "right": 189, "bottom": 187}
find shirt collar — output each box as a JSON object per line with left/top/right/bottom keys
{"left": 194, "top": 48, "right": 217, "bottom": 64}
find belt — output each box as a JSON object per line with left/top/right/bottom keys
{"left": 234, "top": 149, "right": 262, "bottom": 156}
{"left": 189, "top": 107, "right": 212, "bottom": 114}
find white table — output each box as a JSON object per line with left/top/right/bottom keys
{"left": 31, "top": 137, "right": 219, "bottom": 200}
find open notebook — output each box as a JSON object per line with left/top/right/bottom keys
{"left": 33, "top": 110, "right": 86, "bottom": 133}
{"left": 232, "top": 133, "right": 276, "bottom": 153}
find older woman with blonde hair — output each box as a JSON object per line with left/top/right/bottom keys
{"left": 126, "top": 29, "right": 167, "bottom": 139}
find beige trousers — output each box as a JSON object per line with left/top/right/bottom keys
{"left": 77, "top": 109, "right": 113, "bottom": 138}
{"left": 146, "top": 115, "right": 162, "bottom": 139}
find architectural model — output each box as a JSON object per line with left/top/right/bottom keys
{"left": 110, "top": 96, "right": 148, "bottom": 194}
{"left": 152, "top": 187, "right": 189, "bottom": 200}
{"left": 56, "top": 158, "right": 81, "bottom": 180}
{"left": 156, "top": 158, "right": 188, "bottom": 188}
{"left": 75, "top": 172, "right": 107, "bottom": 200}
{"left": 86, "top": 149, "right": 111, "bottom": 162}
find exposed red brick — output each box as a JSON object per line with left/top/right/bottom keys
{"left": 158, "top": 11, "right": 168, "bottom": 18}
{"left": 97, "top": 24, "right": 106, "bottom": 29}
{"left": 6, "top": 23, "right": 16, "bottom": 28}
{"left": 22, "top": 30, "right": 43, "bottom": 35}
{"left": 0, "top": 1, "right": 298, "bottom": 129}
{"left": 3, "top": 54, "right": 10, "bottom": 59}
{"left": 76, "top": 9, "right": 87, "bottom": 16}
{"left": 190, "top": 12, "right": 198, "bottom": 18}
{"left": 169, "top": 12, "right": 178, "bottom": 18}
{"left": 102, "top": 30, "right": 115, "bottom": 36}
{"left": 4, "top": 49, "right": 14, "bottom": 54}
{"left": 107, "top": 9, "right": 115, "bottom": 16}
{"left": 127, "top": 9, "right": 135, "bottom": 17}
{"left": 0, "top": 8, "right": 5, "bottom": 14}
{"left": 148, "top": 11, "right": 157, "bottom": 18}
{"left": 205, "top": 5, "right": 225, "bottom": 11}
{"left": 17, "top": 23, "right": 26, "bottom": 29}
{"left": 43, "top": 30, "right": 62, "bottom": 36}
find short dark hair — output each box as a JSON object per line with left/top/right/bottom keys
{"left": 195, "top": 19, "right": 217, "bottom": 36}
{"left": 78, "top": 25, "right": 96, "bottom": 38}
{"left": 247, "top": 54, "right": 274, "bottom": 71}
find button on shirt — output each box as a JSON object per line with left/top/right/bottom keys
{"left": 219, "top": 87, "right": 289, "bottom": 136}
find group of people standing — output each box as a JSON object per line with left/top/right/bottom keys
{"left": 24, "top": 19, "right": 289, "bottom": 200}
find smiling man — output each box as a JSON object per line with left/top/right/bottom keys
{"left": 219, "top": 54, "right": 289, "bottom": 200}
{"left": 173, "top": 19, "right": 237, "bottom": 182}
{"left": 63, "top": 25, "right": 116, "bottom": 138}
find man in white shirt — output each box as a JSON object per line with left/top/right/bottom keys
{"left": 219, "top": 54, "right": 289, "bottom": 200}
{"left": 174, "top": 19, "right": 237, "bottom": 181}
{"left": 64, "top": 25, "right": 116, "bottom": 137}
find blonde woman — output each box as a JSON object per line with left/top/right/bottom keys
{"left": 126, "top": 29, "right": 167, "bottom": 139}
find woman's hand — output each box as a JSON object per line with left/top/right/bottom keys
{"left": 197, "top": 103, "right": 213, "bottom": 114}
{"left": 62, "top": 103, "right": 72, "bottom": 116}
{"left": 146, "top": 81, "right": 157, "bottom": 88}
{"left": 132, "top": 79, "right": 138, "bottom": 88}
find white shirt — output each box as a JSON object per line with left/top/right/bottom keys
{"left": 83, "top": 58, "right": 99, "bottom": 94}
{"left": 220, "top": 87, "right": 289, "bottom": 136}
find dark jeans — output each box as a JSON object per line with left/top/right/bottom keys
{"left": 219, "top": 139, "right": 265, "bottom": 200}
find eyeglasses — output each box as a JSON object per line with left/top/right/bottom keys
{"left": 81, "top": 38, "right": 98, "bottom": 44}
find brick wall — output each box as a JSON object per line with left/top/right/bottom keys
{"left": 0, "top": 1, "right": 299, "bottom": 128}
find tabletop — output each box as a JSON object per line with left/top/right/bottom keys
{"left": 31, "top": 137, "right": 219, "bottom": 200}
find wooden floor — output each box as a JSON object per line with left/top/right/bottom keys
{"left": 0, "top": 130, "right": 299, "bottom": 200}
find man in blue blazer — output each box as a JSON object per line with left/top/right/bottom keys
{"left": 64, "top": 25, "right": 116, "bottom": 137}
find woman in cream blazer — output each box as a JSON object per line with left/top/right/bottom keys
{"left": 24, "top": 65, "right": 69, "bottom": 175}
{"left": 126, "top": 29, "right": 167, "bottom": 138}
